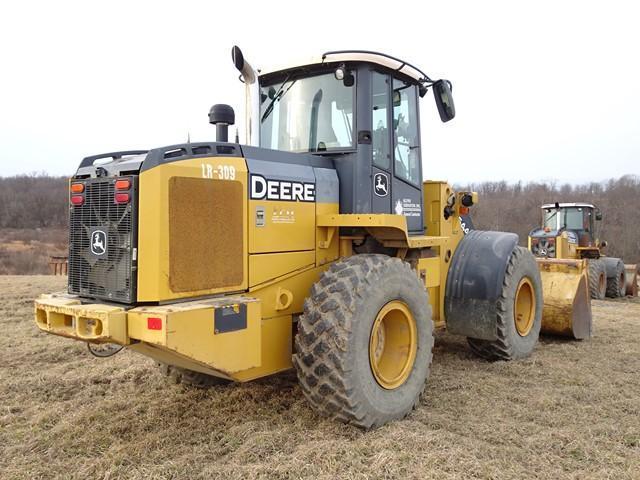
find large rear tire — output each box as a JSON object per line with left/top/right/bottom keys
{"left": 604, "top": 258, "right": 626, "bottom": 298}
{"left": 588, "top": 259, "right": 607, "bottom": 300}
{"left": 467, "top": 246, "right": 542, "bottom": 361}
{"left": 157, "top": 363, "right": 232, "bottom": 387}
{"left": 293, "top": 254, "right": 433, "bottom": 429}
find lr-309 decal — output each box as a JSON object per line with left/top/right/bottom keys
{"left": 250, "top": 174, "right": 315, "bottom": 202}
{"left": 201, "top": 163, "right": 236, "bottom": 180}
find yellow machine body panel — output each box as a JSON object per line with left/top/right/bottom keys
{"left": 137, "top": 156, "right": 249, "bottom": 302}
{"left": 248, "top": 199, "right": 316, "bottom": 253}
{"left": 127, "top": 298, "right": 261, "bottom": 375}
{"left": 249, "top": 251, "right": 316, "bottom": 287}
{"left": 423, "top": 181, "right": 467, "bottom": 327}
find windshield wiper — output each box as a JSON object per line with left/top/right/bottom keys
{"left": 261, "top": 74, "right": 297, "bottom": 123}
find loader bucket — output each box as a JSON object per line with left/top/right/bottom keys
{"left": 625, "top": 264, "right": 639, "bottom": 297}
{"left": 536, "top": 258, "right": 592, "bottom": 339}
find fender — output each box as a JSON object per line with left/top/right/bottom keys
{"left": 444, "top": 230, "right": 519, "bottom": 340}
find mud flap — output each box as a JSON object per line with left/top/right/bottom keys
{"left": 537, "top": 258, "right": 592, "bottom": 339}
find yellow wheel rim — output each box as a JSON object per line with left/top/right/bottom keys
{"left": 514, "top": 277, "right": 535, "bottom": 336}
{"left": 369, "top": 301, "right": 417, "bottom": 390}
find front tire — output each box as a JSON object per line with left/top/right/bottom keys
{"left": 293, "top": 254, "right": 433, "bottom": 429}
{"left": 468, "top": 246, "right": 542, "bottom": 361}
{"left": 588, "top": 259, "right": 607, "bottom": 300}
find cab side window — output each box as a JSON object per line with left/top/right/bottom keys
{"left": 372, "top": 72, "right": 390, "bottom": 170}
{"left": 393, "top": 79, "right": 420, "bottom": 184}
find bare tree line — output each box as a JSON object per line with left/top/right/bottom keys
{"left": 0, "top": 173, "right": 638, "bottom": 264}
{"left": 460, "top": 174, "right": 640, "bottom": 264}
{"left": 0, "top": 174, "right": 68, "bottom": 228}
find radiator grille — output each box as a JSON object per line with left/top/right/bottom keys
{"left": 68, "top": 177, "right": 137, "bottom": 303}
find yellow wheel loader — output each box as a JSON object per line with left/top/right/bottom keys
{"left": 36, "top": 47, "right": 547, "bottom": 428}
{"left": 528, "top": 202, "right": 636, "bottom": 339}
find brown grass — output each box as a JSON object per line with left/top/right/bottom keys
{"left": 0, "top": 229, "right": 67, "bottom": 275}
{"left": 1, "top": 276, "right": 639, "bottom": 479}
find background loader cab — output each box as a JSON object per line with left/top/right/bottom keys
{"left": 529, "top": 203, "right": 603, "bottom": 260}
{"left": 528, "top": 202, "right": 627, "bottom": 299}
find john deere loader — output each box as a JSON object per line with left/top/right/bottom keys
{"left": 36, "top": 47, "right": 551, "bottom": 428}
{"left": 528, "top": 202, "right": 635, "bottom": 339}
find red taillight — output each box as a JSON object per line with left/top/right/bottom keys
{"left": 70, "top": 182, "right": 84, "bottom": 193}
{"left": 70, "top": 195, "right": 84, "bottom": 206}
{"left": 459, "top": 206, "right": 469, "bottom": 215}
{"left": 114, "top": 192, "right": 130, "bottom": 204}
{"left": 147, "top": 317, "right": 162, "bottom": 330}
{"left": 115, "top": 179, "right": 131, "bottom": 190}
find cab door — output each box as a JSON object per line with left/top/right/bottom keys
{"left": 391, "top": 78, "right": 424, "bottom": 234}
{"left": 370, "top": 71, "right": 392, "bottom": 215}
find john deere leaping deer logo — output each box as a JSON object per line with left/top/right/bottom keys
{"left": 374, "top": 173, "right": 389, "bottom": 197}
{"left": 91, "top": 230, "right": 107, "bottom": 256}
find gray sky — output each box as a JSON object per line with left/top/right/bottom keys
{"left": 1, "top": 0, "right": 638, "bottom": 184}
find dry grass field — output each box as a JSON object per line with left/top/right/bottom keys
{"left": 0, "top": 229, "right": 67, "bottom": 275}
{"left": 1, "top": 276, "right": 639, "bottom": 479}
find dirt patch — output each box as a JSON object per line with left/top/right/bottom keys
{"left": 1, "top": 276, "right": 638, "bottom": 479}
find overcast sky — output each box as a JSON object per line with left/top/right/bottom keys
{"left": 1, "top": 0, "right": 638, "bottom": 184}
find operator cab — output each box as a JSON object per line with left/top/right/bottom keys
{"left": 243, "top": 49, "right": 455, "bottom": 235}
{"left": 540, "top": 202, "right": 601, "bottom": 247}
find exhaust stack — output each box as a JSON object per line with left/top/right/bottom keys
{"left": 232, "top": 46, "right": 259, "bottom": 146}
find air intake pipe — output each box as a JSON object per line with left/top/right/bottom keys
{"left": 208, "top": 104, "right": 235, "bottom": 142}
{"left": 231, "top": 46, "right": 260, "bottom": 146}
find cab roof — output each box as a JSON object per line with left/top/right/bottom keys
{"left": 541, "top": 202, "right": 596, "bottom": 210}
{"left": 258, "top": 50, "right": 430, "bottom": 84}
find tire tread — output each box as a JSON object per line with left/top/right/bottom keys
{"left": 293, "top": 254, "right": 433, "bottom": 429}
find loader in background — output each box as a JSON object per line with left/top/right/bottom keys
{"left": 528, "top": 202, "right": 637, "bottom": 339}
{"left": 36, "top": 46, "right": 554, "bottom": 429}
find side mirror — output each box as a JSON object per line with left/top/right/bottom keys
{"left": 433, "top": 79, "right": 455, "bottom": 122}
{"left": 600, "top": 240, "right": 608, "bottom": 248}
{"left": 595, "top": 209, "right": 602, "bottom": 221}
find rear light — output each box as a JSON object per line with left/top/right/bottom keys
{"left": 70, "top": 195, "right": 84, "bottom": 206}
{"left": 114, "top": 192, "right": 130, "bottom": 204}
{"left": 70, "top": 182, "right": 84, "bottom": 193}
{"left": 459, "top": 206, "right": 469, "bottom": 215}
{"left": 147, "top": 317, "right": 162, "bottom": 330}
{"left": 115, "top": 179, "right": 131, "bottom": 190}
